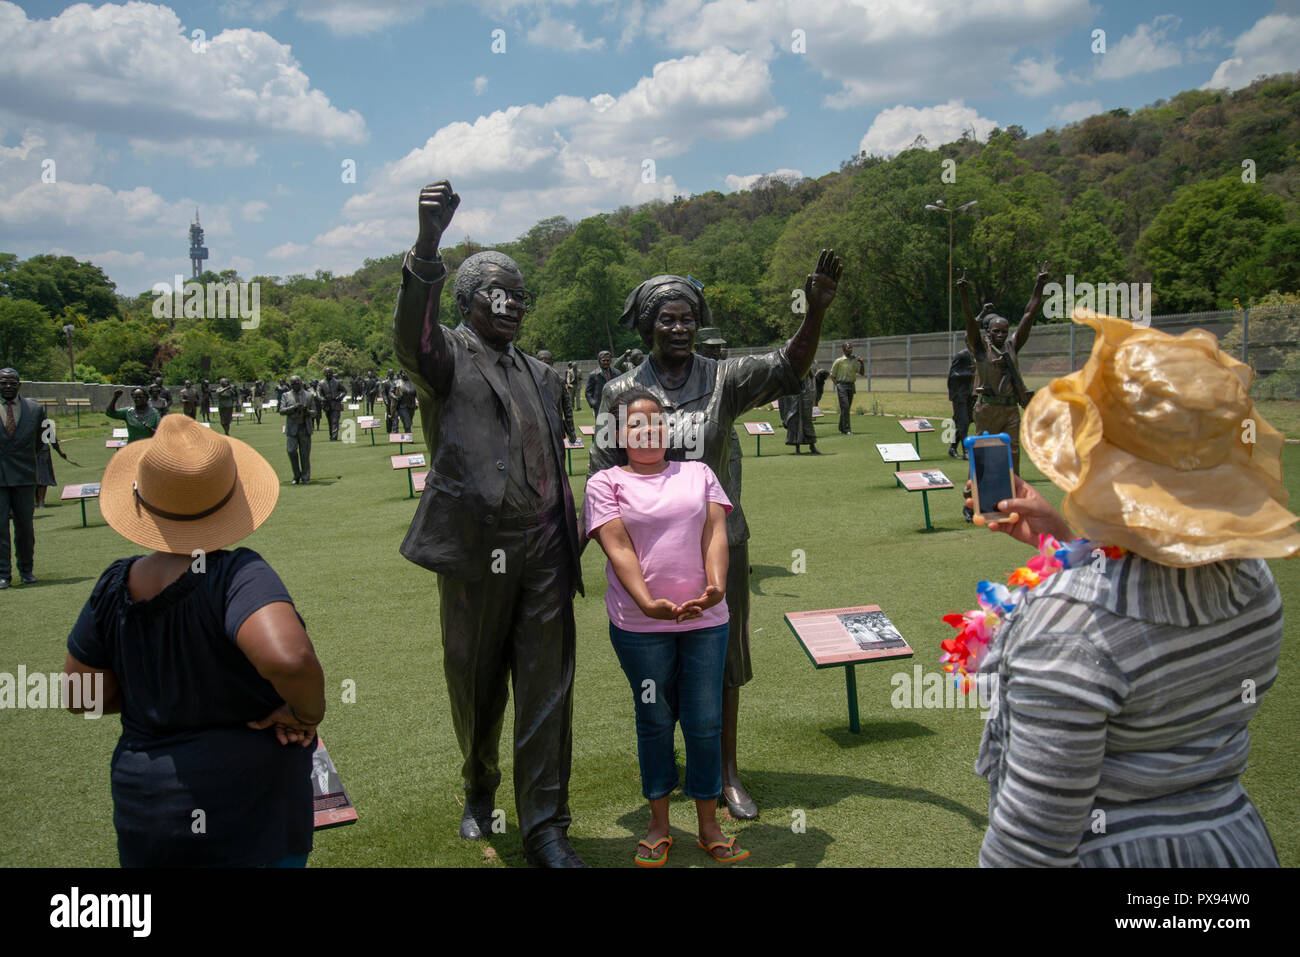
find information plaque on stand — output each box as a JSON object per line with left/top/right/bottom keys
{"left": 785, "top": 605, "right": 914, "bottom": 733}
{"left": 311, "top": 736, "right": 357, "bottom": 830}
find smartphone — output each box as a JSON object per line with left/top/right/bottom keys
{"left": 965, "top": 433, "right": 1014, "bottom": 521}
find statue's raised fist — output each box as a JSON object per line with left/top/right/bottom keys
{"left": 416, "top": 181, "right": 460, "bottom": 258}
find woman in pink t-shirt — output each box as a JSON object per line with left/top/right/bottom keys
{"left": 584, "top": 388, "right": 749, "bottom": 866}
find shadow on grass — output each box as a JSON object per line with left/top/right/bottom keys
{"left": 749, "top": 564, "right": 796, "bottom": 596}
{"left": 739, "top": 768, "right": 986, "bottom": 833}
{"left": 565, "top": 767, "right": 984, "bottom": 866}
{"left": 574, "top": 808, "right": 836, "bottom": 867}
{"left": 14, "top": 576, "right": 96, "bottom": 587}
{"left": 819, "top": 719, "right": 934, "bottom": 748}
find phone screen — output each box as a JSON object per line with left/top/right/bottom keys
{"left": 972, "top": 442, "right": 1013, "bottom": 514}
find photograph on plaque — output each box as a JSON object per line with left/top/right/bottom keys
{"left": 785, "top": 605, "right": 915, "bottom": 667}
{"left": 408, "top": 454, "right": 426, "bottom": 468}
{"left": 896, "top": 469, "right": 953, "bottom": 491}
{"left": 311, "top": 737, "right": 357, "bottom": 829}
{"left": 564, "top": 437, "right": 584, "bottom": 449}
{"left": 82, "top": 483, "right": 101, "bottom": 496}
{"left": 744, "top": 421, "right": 775, "bottom": 435}
{"left": 838, "top": 610, "right": 908, "bottom": 651}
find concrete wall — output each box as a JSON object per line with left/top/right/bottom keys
{"left": 17, "top": 381, "right": 133, "bottom": 412}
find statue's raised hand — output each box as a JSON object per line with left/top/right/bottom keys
{"left": 956, "top": 268, "right": 968, "bottom": 291}
{"left": 415, "top": 181, "right": 460, "bottom": 258}
{"left": 805, "top": 249, "right": 843, "bottom": 314}
{"left": 1036, "top": 260, "right": 1050, "bottom": 284}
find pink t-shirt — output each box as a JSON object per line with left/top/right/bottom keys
{"left": 583, "top": 460, "right": 733, "bottom": 633}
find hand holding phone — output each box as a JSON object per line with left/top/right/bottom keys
{"left": 965, "top": 433, "right": 1015, "bottom": 523}
{"left": 964, "top": 474, "right": 1075, "bottom": 546}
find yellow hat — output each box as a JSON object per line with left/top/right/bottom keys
{"left": 1021, "top": 309, "right": 1300, "bottom": 566}
{"left": 100, "top": 413, "right": 279, "bottom": 554}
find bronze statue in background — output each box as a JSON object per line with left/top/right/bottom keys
{"left": 958, "top": 262, "right": 1050, "bottom": 475}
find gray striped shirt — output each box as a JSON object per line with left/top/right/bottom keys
{"left": 977, "top": 553, "right": 1281, "bottom": 867}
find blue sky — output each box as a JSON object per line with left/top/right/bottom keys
{"left": 1, "top": 0, "right": 1297, "bottom": 298}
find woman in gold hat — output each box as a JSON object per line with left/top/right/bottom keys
{"left": 62, "top": 414, "right": 326, "bottom": 867}
{"left": 966, "top": 311, "right": 1298, "bottom": 867}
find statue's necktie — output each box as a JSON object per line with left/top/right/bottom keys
{"left": 4, "top": 400, "right": 14, "bottom": 438}
{"left": 501, "top": 352, "right": 549, "bottom": 500}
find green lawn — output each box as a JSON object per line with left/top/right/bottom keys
{"left": 3, "top": 393, "right": 1298, "bottom": 868}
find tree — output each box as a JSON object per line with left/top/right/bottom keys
{"left": 0, "top": 253, "right": 119, "bottom": 321}
{"left": 78, "top": 318, "right": 158, "bottom": 381}
{"left": 1138, "top": 174, "right": 1289, "bottom": 311}
{"left": 0, "top": 298, "right": 55, "bottom": 370}
{"left": 522, "top": 216, "right": 635, "bottom": 358}
{"left": 307, "top": 340, "right": 366, "bottom": 377}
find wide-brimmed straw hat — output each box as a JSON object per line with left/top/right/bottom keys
{"left": 100, "top": 413, "right": 279, "bottom": 553}
{"left": 1021, "top": 309, "right": 1300, "bottom": 566}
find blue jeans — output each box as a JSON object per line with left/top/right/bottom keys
{"left": 609, "top": 621, "right": 729, "bottom": 801}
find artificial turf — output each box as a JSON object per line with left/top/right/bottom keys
{"left": 2, "top": 392, "right": 1296, "bottom": 868}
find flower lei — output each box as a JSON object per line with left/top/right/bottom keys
{"left": 940, "top": 535, "right": 1125, "bottom": 693}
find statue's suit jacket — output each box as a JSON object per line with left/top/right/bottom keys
{"left": 0, "top": 397, "right": 46, "bottom": 487}
{"left": 393, "top": 252, "right": 583, "bottom": 592}
{"left": 278, "top": 389, "right": 315, "bottom": 437}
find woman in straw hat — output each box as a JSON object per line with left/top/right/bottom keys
{"left": 62, "top": 414, "right": 326, "bottom": 867}
{"left": 960, "top": 311, "right": 1299, "bottom": 867}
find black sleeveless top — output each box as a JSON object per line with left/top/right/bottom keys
{"left": 67, "top": 548, "right": 313, "bottom": 866}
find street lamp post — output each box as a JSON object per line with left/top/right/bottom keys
{"left": 924, "top": 199, "right": 977, "bottom": 362}
{"left": 62, "top": 323, "right": 76, "bottom": 381}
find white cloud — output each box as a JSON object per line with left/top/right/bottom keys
{"left": 1011, "top": 55, "right": 1065, "bottom": 96}
{"left": 474, "top": 75, "right": 489, "bottom": 95}
{"left": 0, "top": 121, "right": 104, "bottom": 186}
{"left": 1204, "top": 14, "right": 1300, "bottom": 90}
{"left": 528, "top": 15, "right": 605, "bottom": 51}
{"left": 269, "top": 46, "right": 784, "bottom": 273}
{"left": 0, "top": 2, "right": 366, "bottom": 159}
{"left": 859, "top": 101, "right": 999, "bottom": 157}
{"left": 623, "top": 0, "right": 1092, "bottom": 107}
{"left": 1048, "top": 99, "right": 1102, "bottom": 125}
{"left": 129, "top": 137, "right": 261, "bottom": 168}
{"left": 293, "top": 0, "right": 433, "bottom": 35}
{"left": 724, "top": 168, "right": 803, "bottom": 191}
{"left": 1092, "top": 15, "right": 1184, "bottom": 81}
{"left": 45, "top": 247, "right": 180, "bottom": 289}
{"left": 267, "top": 241, "right": 310, "bottom": 260}
{"left": 1186, "top": 27, "right": 1223, "bottom": 51}
{"left": 0, "top": 180, "right": 204, "bottom": 243}
{"left": 241, "top": 201, "right": 269, "bottom": 222}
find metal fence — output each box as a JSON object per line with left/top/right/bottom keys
{"left": 715, "top": 305, "right": 1300, "bottom": 398}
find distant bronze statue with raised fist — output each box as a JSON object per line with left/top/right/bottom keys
{"left": 958, "top": 262, "right": 1050, "bottom": 475}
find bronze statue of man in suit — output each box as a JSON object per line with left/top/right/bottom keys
{"left": 394, "top": 181, "right": 585, "bottom": 868}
